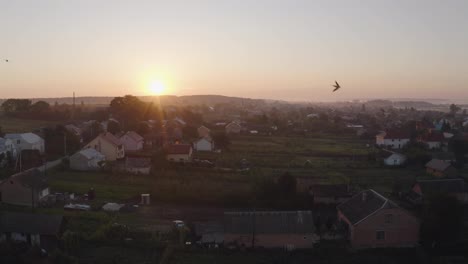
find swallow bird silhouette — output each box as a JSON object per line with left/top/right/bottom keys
{"left": 332, "top": 81, "right": 341, "bottom": 92}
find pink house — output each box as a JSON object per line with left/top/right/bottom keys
{"left": 119, "top": 131, "right": 144, "bottom": 152}
{"left": 337, "top": 189, "right": 419, "bottom": 249}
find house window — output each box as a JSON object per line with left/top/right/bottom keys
{"left": 385, "top": 214, "right": 393, "bottom": 223}
{"left": 376, "top": 231, "right": 385, "bottom": 240}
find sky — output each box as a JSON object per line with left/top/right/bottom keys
{"left": 1, "top": 0, "right": 468, "bottom": 102}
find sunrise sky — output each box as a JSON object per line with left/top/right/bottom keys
{"left": 1, "top": 0, "right": 468, "bottom": 102}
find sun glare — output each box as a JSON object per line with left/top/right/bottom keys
{"left": 149, "top": 80, "right": 166, "bottom": 95}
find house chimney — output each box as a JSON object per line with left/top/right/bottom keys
{"left": 362, "top": 192, "right": 368, "bottom": 202}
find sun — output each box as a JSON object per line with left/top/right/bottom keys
{"left": 149, "top": 80, "right": 166, "bottom": 95}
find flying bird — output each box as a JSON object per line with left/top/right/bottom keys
{"left": 332, "top": 81, "right": 341, "bottom": 92}
{"left": 4, "top": 59, "right": 8, "bottom": 62}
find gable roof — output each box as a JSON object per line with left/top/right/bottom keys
{"left": 167, "top": 144, "right": 192, "bottom": 155}
{"left": 379, "top": 149, "right": 405, "bottom": 159}
{"left": 198, "top": 125, "right": 210, "bottom": 132}
{"left": 5, "top": 133, "right": 43, "bottom": 144}
{"left": 75, "top": 148, "right": 105, "bottom": 160}
{"left": 383, "top": 130, "right": 411, "bottom": 140}
{"left": 422, "top": 132, "right": 444, "bottom": 142}
{"left": 416, "top": 179, "right": 465, "bottom": 194}
{"left": 0, "top": 212, "right": 62, "bottom": 235}
{"left": 122, "top": 131, "right": 143, "bottom": 142}
{"left": 99, "top": 132, "right": 122, "bottom": 147}
{"left": 0, "top": 168, "right": 49, "bottom": 190}
{"left": 224, "top": 211, "right": 314, "bottom": 234}
{"left": 425, "top": 159, "right": 452, "bottom": 172}
{"left": 337, "top": 189, "right": 398, "bottom": 225}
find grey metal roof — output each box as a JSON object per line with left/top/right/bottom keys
{"left": 0, "top": 212, "right": 62, "bottom": 235}
{"left": 425, "top": 159, "right": 452, "bottom": 172}
{"left": 337, "top": 189, "right": 398, "bottom": 225}
{"left": 224, "top": 211, "right": 314, "bottom": 234}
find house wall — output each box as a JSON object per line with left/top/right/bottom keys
{"left": 70, "top": 153, "right": 104, "bottom": 171}
{"left": 14, "top": 139, "right": 45, "bottom": 154}
{"left": 339, "top": 208, "right": 419, "bottom": 249}
{"left": 426, "top": 168, "right": 445, "bottom": 177}
{"left": 426, "top": 142, "right": 442, "bottom": 149}
{"left": 382, "top": 139, "right": 410, "bottom": 149}
{"left": 167, "top": 153, "right": 192, "bottom": 162}
{"left": 126, "top": 167, "right": 151, "bottom": 175}
{"left": 121, "top": 135, "right": 143, "bottom": 152}
{"left": 194, "top": 139, "right": 214, "bottom": 152}
{"left": 0, "top": 178, "right": 47, "bottom": 206}
{"left": 84, "top": 137, "right": 124, "bottom": 161}
{"left": 384, "top": 155, "right": 405, "bottom": 166}
{"left": 224, "top": 233, "right": 316, "bottom": 249}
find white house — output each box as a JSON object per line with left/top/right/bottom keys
{"left": 381, "top": 150, "right": 407, "bottom": 166}
{"left": 70, "top": 148, "right": 106, "bottom": 171}
{"left": 119, "top": 131, "right": 144, "bottom": 152}
{"left": 375, "top": 131, "right": 410, "bottom": 149}
{"left": 420, "top": 133, "right": 444, "bottom": 149}
{"left": 5, "top": 133, "right": 45, "bottom": 154}
{"left": 0, "top": 212, "right": 63, "bottom": 250}
{"left": 0, "top": 137, "right": 17, "bottom": 158}
{"left": 166, "top": 144, "right": 193, "bottom": 163}
{"left": 194, "top": 137, "right": 215, "bottom": 152}
{"left": 83, "top": 132, "right": 125, "bottom": 161}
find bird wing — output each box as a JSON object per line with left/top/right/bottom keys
{"left": 335, "top": 81, "right": 339, "bottom": 87}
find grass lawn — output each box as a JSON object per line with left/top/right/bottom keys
{"left": 0, "top": 113, "right": 59, "bottom": 133}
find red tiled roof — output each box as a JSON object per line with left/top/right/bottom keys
{"left": 167, "top": 144, "right": 192, "bottom": 155}
{"left": 422, "top": 133, "right": 444, "bottom": 142}
{"left": 384, "top": 130, "right": 410, "bottom": 140}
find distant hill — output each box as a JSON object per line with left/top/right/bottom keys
{"left": 0, "top": 95, "right": 267, "bottom": 107}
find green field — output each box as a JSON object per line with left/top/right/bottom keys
{"left": 0, "top": 114, "right": 59, "bottom": 133}
{"left": 46, "top": 133, "right": 426, "bottom": 207}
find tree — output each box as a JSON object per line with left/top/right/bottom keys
{"left": 30, "top": 100, "right": 50, "bottom": 113}
{"left": 212, "top": 131, "right": 230, "bottom": 150}
{"left": 277, "top": 172, "right": 296, "bottom": 198}
{"left": 420, "top": 194, "right": 464, "bottom": 248}
{"left": 137, "top": 122, "right": 150, "bottom": 136}
{"left": 1, "top": 99, "right": 32, "bottom": 115}
{"left": 182, "top": 125, "right": 198, "bottom": 139}
{"left": 450, "top": 104, "right": 461, "bottom": 115}
{"left": 107, "top": 120, "right": 121, "bottom": 135}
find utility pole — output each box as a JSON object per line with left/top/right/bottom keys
{"left": 64, "top": 133, "right": 67, "bottom": 156}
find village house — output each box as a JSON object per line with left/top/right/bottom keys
{"left": 419, "top": 132, "right": 444, "bottom": 149}
{"left": 5, "top": 133, "right": 45, "bottom": 154}
{"left": 70, "top": 148, "right": 105, "bottom": 171}
{"left": 197, "top": 125, "right": 211, "bottom": 138}
{"left": 375, "top": 130, "right": 410, "bottom": 149}
{"left": 224, "top": 211, "right": 317, "bottom": 250}
{"left": 0, "top": 212, "right": 63, "bottom": 250}
{"left": 295, "top": 180, "right": 352, "bottom": 204}
{"left": 0, "top": 137, "right": 17, "bottom": 159}
{"left": 84, "top": 132, "right": 125, "bottom": 161}
{"left": 0, "top": 169, "right": 49, "bottom": 207}
{"left": 337, "top": 189, "right": 420, "bottom": 249}
{"left": 425, "top": 158, "right": 457, "bottom": 178}
{"left": 125, "top": 155, "right": 152, "bottom": 175}
{"left": 380, "top": 150, "right": 407, "bottom": 166}
{"left": 409, "top": 179, "right": 467, "bottom": 204}
{"left": 119, "top": 131, "right": 144, "bottom": 152}
{"left": 166, "top": 144, "right": 193, "bottom": 163}
{"left": 193, "top": 137, "right": 215, "bottom": 152}
{"left": 64, "top": 124, "right": 83, "bottom": 143}
{"left": 225, "top": 121, "right": 242, "bottom": 134}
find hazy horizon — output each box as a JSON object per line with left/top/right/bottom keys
{"left": 2, "top": 0, "right": 468, "bottom": 101}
